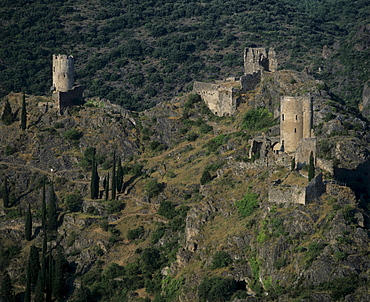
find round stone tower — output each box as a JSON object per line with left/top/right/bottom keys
{"left": 280, "top": 96, "right": 312, "bottom": 153}
{"left": 52, "top": 54, "right": 74, "bottom": 92}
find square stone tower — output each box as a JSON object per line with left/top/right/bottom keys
{"left": 280, "top": 96, "right": 312, "bottom": 152}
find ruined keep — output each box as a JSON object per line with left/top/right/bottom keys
{"left": 243, "top": 47, "right": 277, "bottom": 75}
{"left": 194, "top": 47, "right": 277, "bottom": 116}
{"left": 52, "top": 54, "right": 83, "bottom": 113}
{"left": 280, "top": 96, "right": 313, "bottom": 153}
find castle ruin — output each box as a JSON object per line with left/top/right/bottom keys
{"left": 52, "top": 54, "right": 83, "bottom": 113}
{"left": 193, "top": 47, "right": 277, "bottom": 116}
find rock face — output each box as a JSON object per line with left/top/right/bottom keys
{"left": 360, "top": 80, "right": 370, "bottom": 117}
{"left": 244, "top": 47, "right": 277, "bottom": 75}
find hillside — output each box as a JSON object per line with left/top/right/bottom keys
{"left": 1, "top": 65, "right": 370, "bottom": 301}
{"left": 0, "top": 0, "right": 369, "bottom": 110}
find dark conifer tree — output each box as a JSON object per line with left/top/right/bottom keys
{"left": 90, "top": 148, "right": 99, "bottom": 199}
{"left": 25, "top": 203, "right": 32, "bottom": 241}
{"left": 308, "top": 152, "right": 315, "bottom": 181}
{"left": 25, "top": 267, "right": 31, "bottom": 302}
{"left": 1, "top": 99, "right": 14, "bottom": 125}
{"left": 0, "top": 271, "right": 14, "bottom": 302}
{"left": 34, "top": 272, "right": 44, "bottom": 302}
{"left": 3, "top": 177, "right": 10, "bottom": 208}
{"left": 41, "top": 177, "right": 46, "bottom": 231}
{"left": 21, "top": 92, "right": 27, "bottom": 130}
{"left": 28, "top": 245, "right": 40, "bottom": 286}
{"left": 45, "top": 254, "right": 53, "bottom": 302}
{"left": 47, "top": 184, "right": 58, "bottom": 232}
{"left": 105, "top": 173, "right": 110, "bottom": 201}
{"left": 117, "top": 157, "right": 124, "bottom": 193}
{"left": 52, "top": 245, "right": 66, "bottom": 300}
{"left": 111, "top": 151, "right": 117, "bottom": 200}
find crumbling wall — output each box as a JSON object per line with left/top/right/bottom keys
{"left": 295, "top": 138, "right": 316, "bottom": 169}
{"left": 193, "top": 81, "right": 238, "bottom": 116}
{"left": 306, "top": 173, "right": 326, "bottom": 202}
{"left": 52, "top": 86, "right": 83, "bottom": 112}
{"left": 244, "top": 48, "right": 277, "bottom": 75}
{"left": 268, "top": 185, "right": 306, "bottom": 204}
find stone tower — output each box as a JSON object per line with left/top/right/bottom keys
{"left": 280, "top": 96, "right": 312, "bottom": 152}
{"left": 52, "top": 54, "right": 74, "bottom": 92}
{"left": 244, "top": 47, "right": 277, "bottom": 75}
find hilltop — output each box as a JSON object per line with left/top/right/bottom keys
{"left": 1, "top": 64, "right": 370, "bottom": 301}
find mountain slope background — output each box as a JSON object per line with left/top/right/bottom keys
{"left": 0, "top": 0, "right": 369, "bottom": 110}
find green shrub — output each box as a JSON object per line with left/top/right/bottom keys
{"left": 200, "top": 169, "right": 212, "bottom": 185}
{"left": 63, "top": 128, "right": 83, "bottom": 140}
{"left": 210, "top": 251, "right": 233, "bottom": 269}
{"left": 199, "top": 123, "right": 213, "bottom": 134}
{"left": 145, "top": 178, "right": 163, "bottom": 198}
{"left": 186, "top": 132, "right": 198, "bottom": 141}
{"left": 157, "top": 200, "right": 176, "bottom": 219}
{"left": 198, "top": 277, "right": 237, "bottom": 302}
{"left": 127, "top": 226, "right": 145, "bottom": 241}
{"left": 241, "top": 108, "right": 276, "bottom": 131}
{"left": 203, "top": 134, "right": 228, "bottom": 153}
{"left": 4, "top": 145, "right": 17, "bottom": 156}
{"left": 235, "top": 190, "right": 259, "bottom": 217}
{"left": 64, "top": 193, "right": 82, "bottom": 212}
{"left": 106, "top": 200, "right": 124, "bottom": 214}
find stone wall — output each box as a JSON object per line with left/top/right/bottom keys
{"left": 52, "top": 86, "right": 83, "bottom": 114}
{"left": 306, "top": 173, "right": 326, "bottom": 202}
{"left": 295, "top": 138, "right": 316, "bottom": 169}
{"left": 268, "top": 173, "right": 326, "bottom": 205}
{"left": 193, "top": 81, "right": 239, "bottom": 116}
{"left": 268, "top": 185, "right": 306, "bottom": 204}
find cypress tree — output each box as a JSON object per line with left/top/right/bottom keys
{"left": 21, "top": 92, "right": 27, "bottom": 130}
{"left": 52, "top": 245, "right": 66, "bottom": 300}
{"left": 105, "top": 173, "right": 110, "bottom": 201}
{"left": 111, "top": 151, "right": 117, "bottom": 200}
{"left": 0, "top": 271, "right": 14, "bottom": 302}
{"left": 34, "top": 271, "right": 44, "bottom": 302}
{"left": 90, "top": 148, "right": 99, "bottom": 199}
{"left": 41, "top": 177, "right": 46, "bottom": 231}
{"left": 25, "top": 267, "right": 31, "bottom": 302}
{"left": 291, "top": 157, "right": 296, "bottom": 171}
{"left": 117, "top": 157, "right": 124, "bottom": 193}
{"left": 28, "top": 245, "right": 40, "bottom": 286}
{"left": 25, "top": 203, "right": 32, "bottom": 241}
{"left": 308, "top": 152, "right": 315, "bottom": 181}
{"left": 47, "top": 184, "right": 58, "bottom": 232}
{"left": 45, "top": 254, "right": 53, "bottom": 302}
{"left": 1, "top": 99, "right": 14, "bottom": 125}
{"left": 3, "top": 177, "right": 10, "bottom": 208}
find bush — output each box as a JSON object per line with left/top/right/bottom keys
{"left": 186, "top": 132, "right": 198, "bottom": 141}
{"left": 235, "top": 190, "right": 259, "bottom": 217}
{"left": 63, "top": 128, "right": 83, "bottom": 140}
{"left": 200, "top": 169, "right": 212, "bottom": 185}
{"left": 199, "top": 123, "right": 213, "bottom": 134}
{"left": 210, "top": 251, "right": 233, "bottom": 269}
{"left": 157, "top": 200, "right": 176, "bottom": 219}
{"left": 241, "top": 108, "right": 276, "bottom": 131}
{"left": 127, "top": 226, "right": 145, "bottom": 241}
{"left": 106, "top": 200, "right": 124, "bottom": 214}
{"left": 145, "top": 179, "right": 162, "bottom": 198}
{"left": 64, "top": 193, "right": 82, "bottom": 212}
{"left": 4, "top": 145, "right": 17, "bottom": 156}
{"left": 198, "top": 277, "right": 237, "bottom": 302}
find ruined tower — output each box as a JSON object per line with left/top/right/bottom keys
{"left": 244, "top": 47, "right": 277, "bottom": 75}
{"left": 52, "top": 54, "right": 74, "bottom": 92}
{"left": 280, "top": 96, "right": 312, "bottom": 153}
{"left": 52, "top": 54, "right": 83, "bottom": 113}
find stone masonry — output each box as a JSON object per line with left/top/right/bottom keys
{"left": 52, "top": 54, "right": 83, "bottom": 113}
